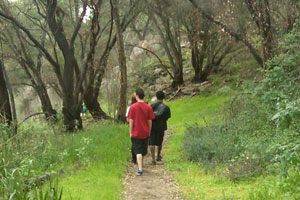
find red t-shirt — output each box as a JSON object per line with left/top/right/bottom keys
{"left": 127, "top": 102, "right": 155, "bottom": 139}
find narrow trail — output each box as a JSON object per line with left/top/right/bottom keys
{"left": 122, "top": 130, "right": 185, "bottom": 200}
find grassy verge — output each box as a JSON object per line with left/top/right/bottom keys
{"left": 58, "top": 123, "right": 130, "bottom": 200}
{"left": 164, "top": 95, "right": 256, "bottom": 199}
{"left": 0, "top": 121, "right": 130, "bottom": 199}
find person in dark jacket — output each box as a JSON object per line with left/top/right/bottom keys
{"left": 149, "top": 91, "right": 171, "bottom": 164}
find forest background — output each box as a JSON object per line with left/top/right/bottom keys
{"left": 0, "top": 0, "right": 300, "bottom": 199}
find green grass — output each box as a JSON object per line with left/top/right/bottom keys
{"left": 58, "top": 123, "right": 130, "bottom": 200}
{"left": 164, "top": 95, "right": 256, "bottom": 199}
{"left": 0, "top": 119, "right": 130, "bottom": 199}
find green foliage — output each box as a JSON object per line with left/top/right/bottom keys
{"left": 0, "top": 123, "right": 63, "bottom": 199}
{"left": 248, "top": 169, "right": 300, "bottom": 200}
{"left": 216, "top": 85, "right": 233, "bottom": 96}
{"left": 180, "top": 17, "right": 300, "bottom": 199}
{"left": 254, "top": 67, "right": 300, "bottom": 129}
{"left": 182, "top": 94, "right": 272, "bottom": 180}
{"left": 164, "top": 95, "right": 251, "bottom": 199}
{"left": 165, "top": 89, "right": 300, "bottom": 199}
{"left": 132, "top": 56, "right": 160, "bottom": 86}
{"left": 183, "top": 125, "right": 242, "bottom": 167}
{"left": 33, "top": 180, "right": 63, "bottom": 200}
{"left": 0, "top": 121, "right": 130, "bottom": 199}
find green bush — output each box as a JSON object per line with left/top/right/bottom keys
{"left": 182, "top": 92, "right": 299, "bottom": 180}
{"left": 183, "top": 125, "right": 243, "bottom": 167}
{"left": 216, "top": 85, "right": 233, "bottom": 96}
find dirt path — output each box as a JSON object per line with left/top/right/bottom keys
{"left": 122, "top": 130, "right": 185, "bottom": 200}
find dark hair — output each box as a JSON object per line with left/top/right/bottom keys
{"left": 135, "top": 88, "right": 145, "bottom": 99}
{"left": 131, "top": 92, "right": 137, "bottom": 104}
{"left": 156, "top": 90, "right": 165, "bottom": 100}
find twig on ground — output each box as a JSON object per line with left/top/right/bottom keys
{"left": 167, "top": 87, "right": 181, "bottom": 101}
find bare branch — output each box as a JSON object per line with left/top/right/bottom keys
{"left": 33, "top": 0, "right": 46, "bottom": 19}
{"left": 188, "top": 0, "right": 264, "bottom": 66}
{"left": 70, "top": 1, "right": 88, "bottom": 48}
{"left": 0, "top": 10, "right": 63, "bottom": 85}
{"left": 127, "top": 44, "right": 174, "bottom": 79}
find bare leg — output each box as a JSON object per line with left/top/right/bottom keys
{"left": 136, "top": 154, "right": 143, "bottom": 171}
{"left": 150, "top": 145, "right": 156, "bottom": 164}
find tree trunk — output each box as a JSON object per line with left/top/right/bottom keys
{"left": 199, "top": 65, "right": 213, "bottom": 82}
{"left": 18, "top": 57, "right": 57, "bottom": 121}
{"left": 192, "top": 67, "right": 202, "bottom": 83}
{"left": 113, "top": 0, "right": 127, "bottom": 122}
{"left": 62, "top": 58, "right": 79, "bottom": 131}
{"left": 84, "top": 83, "right": 111, "bottom": 120}
{"left": 35, "top": 84, "right": 57, "bottom": 120}
{"left": 172, "top": 66, "right": 184, "bottom": 88}
{"left": 84, "top": 98, "right": 108, "bottom": 120}
{"left": 46, "top": 0, "right": 82, "bottom": 131}
{"left": 62, "top": 101, "right": 82, "bottom": 131}
{"left": 191, "top": 42, "right": 206, "bottom": 83}
{"left": 0, "top": 60, "right": 12, "bottom": 125}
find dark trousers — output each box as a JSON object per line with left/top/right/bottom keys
{"left": 131, "top": 146, "right": 136, "bottom": 162}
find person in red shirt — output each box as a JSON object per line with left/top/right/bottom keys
{"left": 126, "top": 92, "right": 137, "bottom": 164}
{"left": 127, "top": 88, "right": 154, "bottom": 175}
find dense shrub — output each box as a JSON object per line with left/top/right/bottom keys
{"left": 183, "top": 91, "right": 300, "bottom": 180}
{"left": 183, "top": 125, "right": 243, "bottom": 167}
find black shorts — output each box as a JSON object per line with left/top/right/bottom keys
{"left": 149, "top": 131, "right": 164, "bottom": 146}
{"left": 131, "top": 137, "right": 148, "bottom": 156}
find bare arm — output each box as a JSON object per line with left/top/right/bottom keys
{"left": 129, "top": 119, "right": 133, "bottom": 137}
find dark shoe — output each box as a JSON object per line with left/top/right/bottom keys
{"left": 136, "top": 170, "right": 142, "bottom": 176}
{"left": 151, "top": 160, "right": 156, "bottom": 165}
{"left": 131, "top": 159, "right": 137, "bottom": 164}
{"left": 156, "top": 156, "right": 162, "bottom": 161}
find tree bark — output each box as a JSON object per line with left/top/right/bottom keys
{"left": 46, "top": 0, "right": 82, "bottom": 130}
{"left": 84, "top": 90, "right": 110, "bottom": 120}
{"left": 190, "top": 40, "right": 207, "bottom": 83}
{"left": 0, "top": 60, "right": 12, "bottom": 125}
{"left": 35, "top": 83, "right": 57, "bottom": 120}
{"left": 112, "top": 0, "right": 128, "bottom": 122}
{"left": 84, "top": 70, "right": 111, "bottom": 120}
